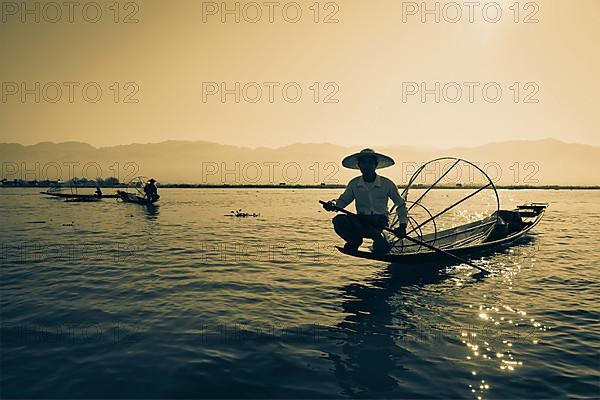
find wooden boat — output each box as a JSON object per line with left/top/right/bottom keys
{"left": 40, "top": 191, "right": 118, "bottom": 199}
{"left": 337, "top": 203, "right": 547, "bottom": 264}
{"left": 116, "top": 190, "right": 159, "bottom": 205}
{"left": 328, "top": 158, "right": 549, "bottom": 267}
{"left": 65, "top": 197, "right": 103, "bottom": 203}
{"left": 115, "top": 176, "right": 161, "bottom": 205}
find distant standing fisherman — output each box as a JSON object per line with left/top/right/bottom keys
{"left": 322, "top": 148, "right": 408, "bottom": 254}
{"left": 144, "top": 178, "right": 160, "bottom": 202}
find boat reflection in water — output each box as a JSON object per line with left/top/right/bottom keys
{"left": 328, "top": 264, "right": 453, "bottom": 398}
{"left": 142, "top": 203, "right": 160, "bottom": 220}
{"left": 123, "top": 201, "right": 161, "bottom": 223}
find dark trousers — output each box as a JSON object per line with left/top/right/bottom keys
{"left": 332, "top": 214, "right": 389, "bottom": 250}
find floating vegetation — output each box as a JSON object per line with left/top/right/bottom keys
{"left": 225, "top": 209, "right": 260, "bottom": 218}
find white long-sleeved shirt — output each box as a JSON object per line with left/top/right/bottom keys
{"left": 335, "top": 175, "right": 408, "bottom": 225}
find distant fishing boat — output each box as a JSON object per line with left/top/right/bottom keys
{"left": 64, "top": 196, "right": 104, "bottom": 203}
{"left": 116, "top": 190, "right": 159, "bottom": 205}
{"left": 40, "top": 191, "right": 118, "bottom": 199}
{"left": 116, "top": 176, "right": 160, "bottom": 205}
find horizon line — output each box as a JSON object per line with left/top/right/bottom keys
{"left": 1, "top": 137, "right": 598, "bottom": 151}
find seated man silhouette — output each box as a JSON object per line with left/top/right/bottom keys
{"left": 323, "top": 149, "right": 408, "bottom": 253}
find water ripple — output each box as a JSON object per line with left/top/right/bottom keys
{"left": 1, "top": 188, "right": 599, "bottom": 399}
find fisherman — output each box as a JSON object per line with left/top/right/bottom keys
{"left": 143, "top": 178, "right": 159, "bottom": 201}
{"left": 95, "top": 185, "right": 103, "bottom": 197}
{"left": 322, "top": 148, "right": 408, "bottom": 254}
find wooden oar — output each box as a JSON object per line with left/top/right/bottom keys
{"left": 319, "top": 200, "right": 490, "bottom": 275}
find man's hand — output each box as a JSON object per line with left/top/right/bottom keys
{"left": 322, "top": 200, "right": 337, "bottom": 212}
{"left": 393, "top": 223, "right": 407, "bottom": 237}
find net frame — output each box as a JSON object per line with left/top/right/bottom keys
{"left": 127, "top": 176, "right": 151, "bottom": 197}
{"left": 389, "top": 157, "right": 500, "bottom": 254}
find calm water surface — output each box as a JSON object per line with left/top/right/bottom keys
{"left": 1, "top": 189, "right": 599, "bottom": 399}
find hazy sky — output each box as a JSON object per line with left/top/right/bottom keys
{"left": 1, "top": 0, "right": 599, "bottom": 148}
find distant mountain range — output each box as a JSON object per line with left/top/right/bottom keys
{"left": 0, "top": 139, "right": 598, "bottom": 185}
